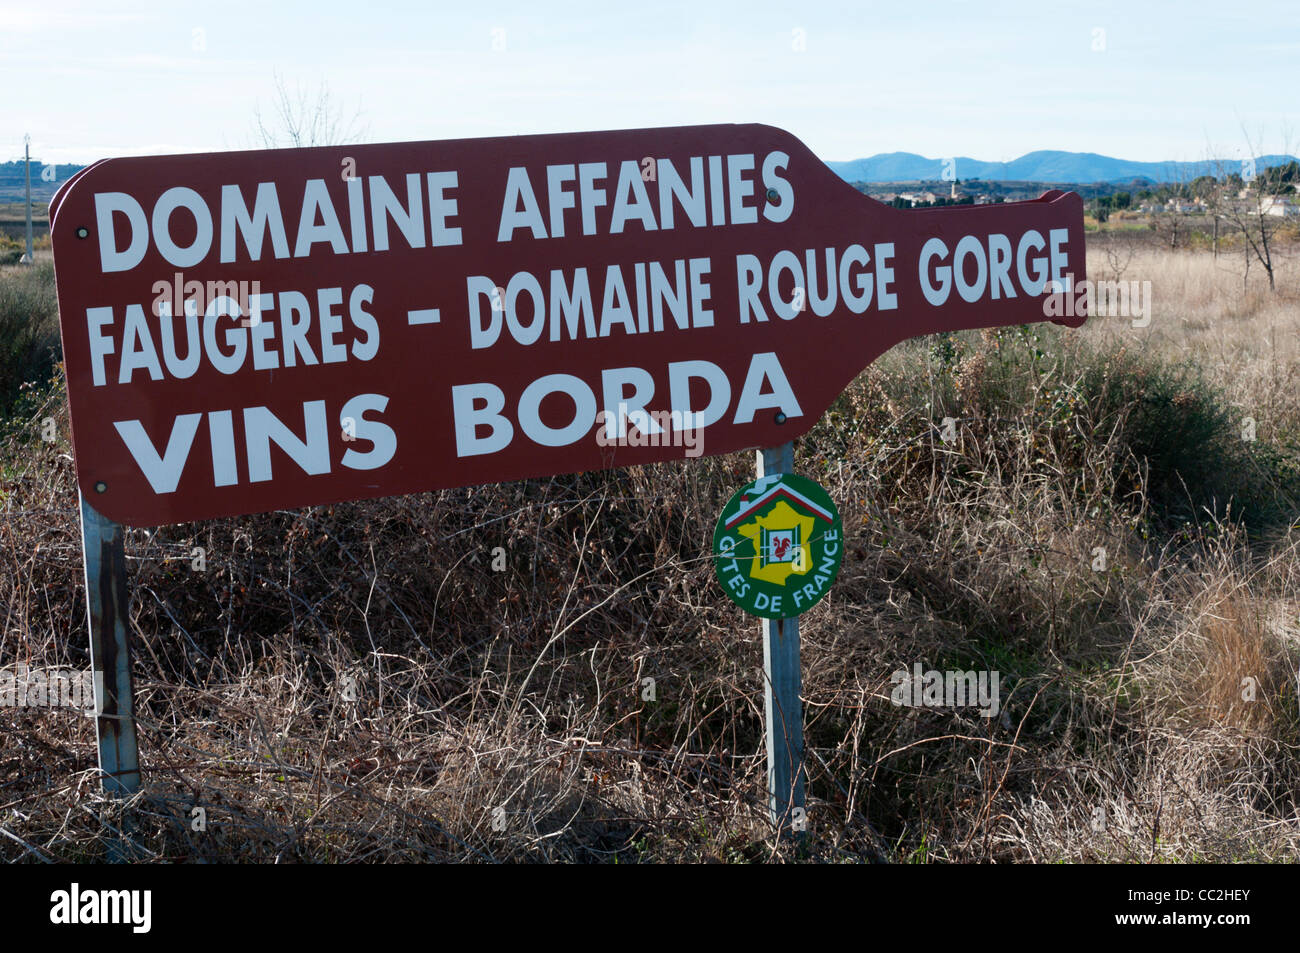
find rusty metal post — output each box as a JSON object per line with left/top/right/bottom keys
{"left": 79, "top": 492, "right": 140, "bottom": 796}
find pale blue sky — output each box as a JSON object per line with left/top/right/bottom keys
{"left": 2, "top": 0, "right": 1295, "bottom": 166}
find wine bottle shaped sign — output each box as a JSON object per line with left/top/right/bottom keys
{"left": 51, "top": 123, "right": 1087, "bottom": 526}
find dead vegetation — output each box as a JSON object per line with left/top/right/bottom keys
{"left": 0, "top": 239, "right": 1298, "bottom": 863}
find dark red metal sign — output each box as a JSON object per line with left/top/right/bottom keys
{"left": 51, "top": 123, "right": 1086, "bottom": 526}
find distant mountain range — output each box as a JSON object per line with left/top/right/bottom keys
{"left": 4, "top": 149, "right": 1299, "bottom": 208}
{"left": 826, "top": 151, "right": 1300, "bottom": 185}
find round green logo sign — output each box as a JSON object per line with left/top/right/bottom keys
{"left": 712, "top": 473, "right": 844, "bottom": 619}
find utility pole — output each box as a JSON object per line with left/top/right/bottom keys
{"left": 23, "top": 134, "right": 34, "bottom": 264}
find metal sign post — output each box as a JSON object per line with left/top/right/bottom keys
{"left": 79, "top": 493, "right": 141, "bottom": 796}
{"left": 757, "top": 442, "right": 805, "bottom": 838}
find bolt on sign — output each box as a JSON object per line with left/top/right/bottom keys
{"left": 50, "top": 124, "right": 1086, "bottom": 526}
{"left": 713, "top": 473, "right": 843, "bottom": 619}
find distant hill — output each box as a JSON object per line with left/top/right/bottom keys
{"left": 5, "top": 149, "right": 1299, "bottom": 207}
{"left": 826, "top": 151, "right": 1300, "bottom": 185}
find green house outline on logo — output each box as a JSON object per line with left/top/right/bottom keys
{"left": 723, "top": 480, "right": 835, "bottom": 532}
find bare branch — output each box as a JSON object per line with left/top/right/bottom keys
{"left": 252, "top": 71, "right": 367, "bottom": 149}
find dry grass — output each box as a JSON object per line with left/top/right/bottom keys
{"left": 1084, "top": 237, "right": 1300, "bottom": 439}
{"left": 1, "top": 235, "right": 1298, "bottom": 863}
